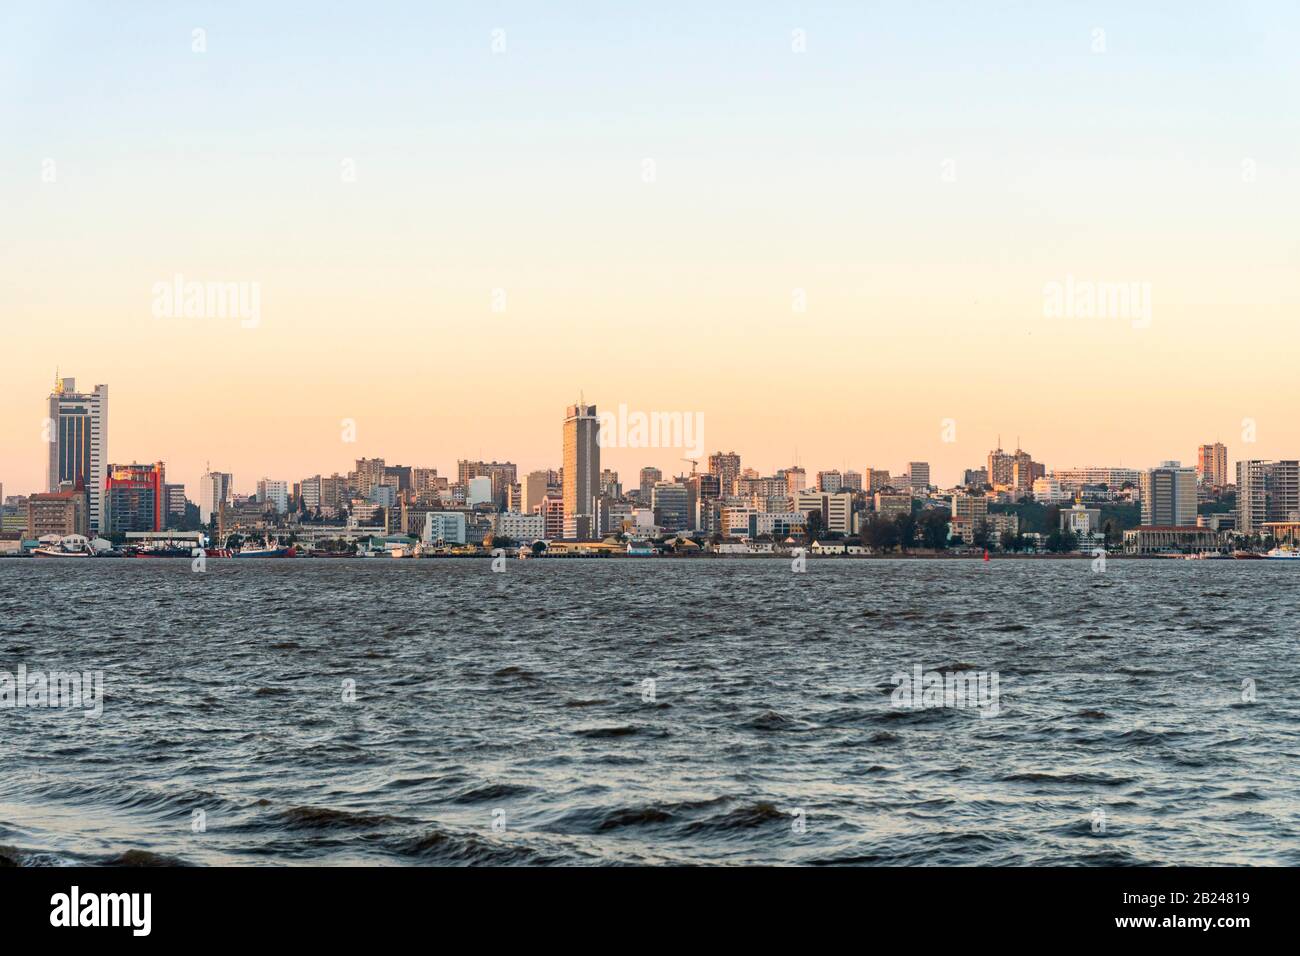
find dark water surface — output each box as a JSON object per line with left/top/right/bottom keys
{"left": 1, "top": 559, "right": 1296, "bottom": 865}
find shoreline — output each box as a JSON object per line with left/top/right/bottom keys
{"left": 0, "top": 552, "right": 1257, "bottom": 561}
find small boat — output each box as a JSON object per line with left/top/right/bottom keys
{"left": 1233, "top": 550, "right": 1264, "bottom": 560}
{"left": 1265, "top": 547, "right": 1300, "bottom": 560}
{"left": 1185, "top": 551, "right": 1230, "bottom": 560}
{"left": 134, "top": 546, "right": 196, "bottom": 558}
{"left": 32, "top": 547, "right": 91, "bottom": 558}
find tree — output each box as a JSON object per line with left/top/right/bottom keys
{"left": 864, "top": 516, "right": 900, "bottom": 552}
{"left": 972, "top": 520, "right": 992, "bottom": 550}
{"left": 530, "top": 540, "right": 547, "bottom": 555}
{"left": 894, "top": 511, "right": 917, "bottom": 552}
{"left": 805, "top": 510, "right": 825, "bottom": 542}
{"left": 920, "top": 510, "right": 950, "bottom": 549}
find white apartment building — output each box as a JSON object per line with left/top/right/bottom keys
{"left": 256, "top": 478, "right": 289, "bottom": 514}
{"left": 422, "top": 512, "right": 468, "bottom": 545}
{"left": 494, "top": 511, "right": 545, "bottom": 543}
{"left": 794, "top": 490, "right": 853, "bottom": 535}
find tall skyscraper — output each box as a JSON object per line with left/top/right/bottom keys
{"left": 46, "top": 376, "right": 108, "bottom": 533}
{"left": 1140, "top": 461, "right": 1197, "bottom": 526}
{"left": 199, "top": 469, "right": 233, "bottom": 524}
{"left": 1197, "top": 443, "right": 1228, "bottom": 488}
{"left": 563, "top": 402, "right": 600, "bottom": 523}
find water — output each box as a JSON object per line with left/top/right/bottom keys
{"left": 1, "top": 558, "right": 1296, "bottom": 866}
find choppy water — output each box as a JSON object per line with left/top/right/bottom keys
{"left": 1, "top": 558, "right": 1296, "bottom": 866}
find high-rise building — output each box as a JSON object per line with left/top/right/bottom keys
{"left": 685, "top": 473, "right": 721, "bottom": 531}
{"left": 1197, "top": 443, "right": 1228, "bottom": 488}
{"left": 199, "top": 469, "right": 233, "bottom": 524}
{"left": 907, "top": 462, "right": 931, "bottom": 492}
{"left": 520, "top": 470, "right": 556, "bottom": 515}
{"left": 353, "top": 458, "right": 386, "bottom": 498}
{"left": 383, "top": 465, "right": 414, "bottom": 493}
{"left": 950, "top": 493, "right": 990, "bottom": 543}
{"left": 412, "top": 468, "right": 442, "bottom": 502}
{"left": 539, "top": 494, "right": 565, "bottom": 540}
{"left": 104, "top": 462, "right": 165, "bottom": 533}
{"left": 708, "top": 451, "right": 741, "bottom": 496}
{"left": 987, "top": 443, "right": 1014, "bottom": 488}
{"left": 864, "top": 469, "right": 892, "bottom": 492}
{"left": 256, "top": 479, "right": 289, "bottom": 514}
{"left": 794, "top": 490, "right": 853, "bottom": 535}
{"left": 458, "top": 460, "right": 518, "bottom": 509}
{"left": 842, "top": 470, "right": 863, "bottom": 492}
{"left": 1140, "top": 461, "right": 1197, "bottom": 526}
{"left": 951, "top": 493, "right": 989, "bottom": 525}
{"left": 817, "top": 470, "right": 843, "bottom": 493}
{"left": 963, "top": 467, "right": 989, "bottom": 488}
{"left": 1011, "top": 448, "right": 1041, "bottom": 490}
{"left": 563, "top": 403, "right": 600, "bottom": 523}
{"left": 782, "top": 466, "right": 807, "bottom": 495}
{"left": 46, "top": 377, "right": 108, "bottom": 533}
{"left": 651, "top": 480, "right": 689, "bottom": 532}
{"left": 164, "top": 484, "right": 187, "bottom": 521}
{"left": 27, "top": 490, "right": 88, "bottom": 538}
{"left": 1273, "top": 461, "right": 1300, "bottom": 523}
{"left": 638, "top": 467, "right": 662, "bottom": 502}
{"left": 599, "top": 469, "right": 622, "bottom": 499}
{"left": 1236, "top": 460, "right": 1300, "bottom": 534}
{"left": 466, "top": 476, "right": 493, "bottom": 506}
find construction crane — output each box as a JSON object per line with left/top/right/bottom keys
{"left": 681, "top": 457, "right": 699, "bottom": 475}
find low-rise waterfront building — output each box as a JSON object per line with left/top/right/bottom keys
{"left": 1123, "top": 525, "right": 1225, "bottom": 554}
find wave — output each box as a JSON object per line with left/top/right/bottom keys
{"left": 448, "top": 782, "right": 537, "bottom": 805}
{"left": 276, "top": 806, "right": 404, "bottom": 830}
{"left": 1001, "top": 771, "right": 1135, "bottom": 787}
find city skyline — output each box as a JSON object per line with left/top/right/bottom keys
{"left": 7, "top": 371, "right": 1278, "bottom": 508}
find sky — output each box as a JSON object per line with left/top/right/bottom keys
{"left": 2, "top": 1, "right": 1298, "bottom": 497}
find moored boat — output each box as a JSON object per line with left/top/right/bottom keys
{"left": 234, "top": 544, "right": 297, "bottom": 558}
